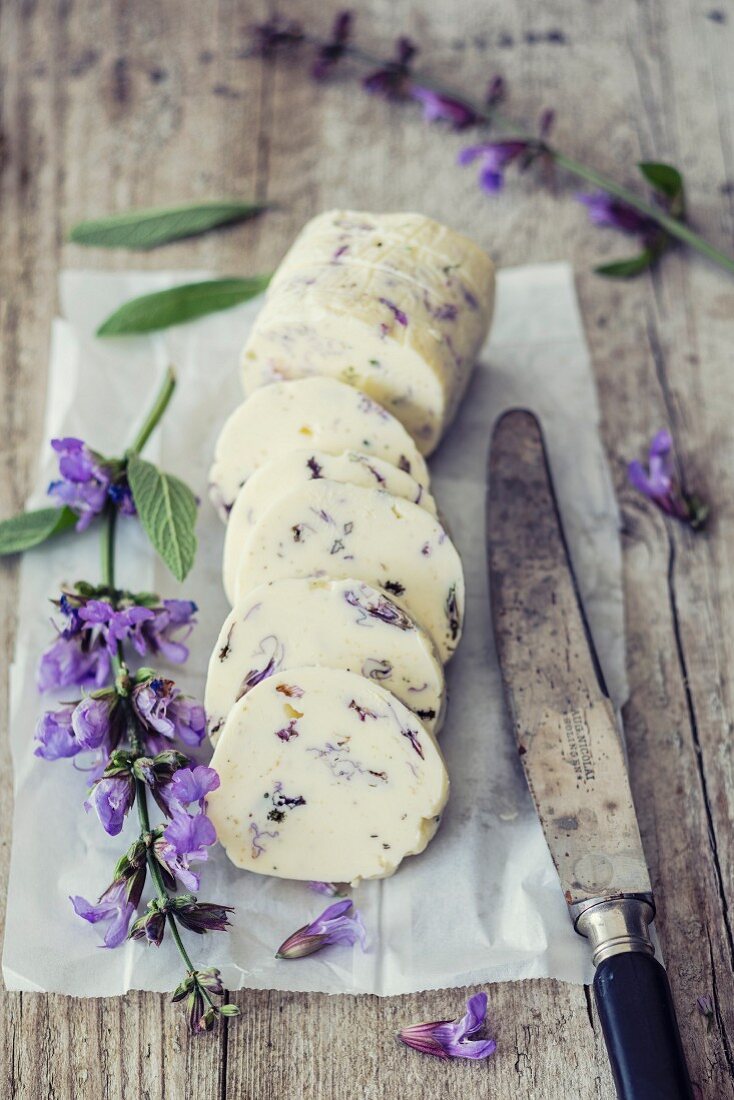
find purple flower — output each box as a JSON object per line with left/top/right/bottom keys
{"left": 576, "top": 192, "right": 657, "bottom": 238}
{"left": 276, "top": 898, "right": 367, "bottom": 959}
{"left": 141, "top": 599, "right": 198, "bottom": 663}
{"left": 458, "top": 140, "right": 530, "bottom": 193}
{"left": 47, "top": 438, "right": 111, "bottom": 531}
{"left": 132, "top": 678, "right": 206, "bottom": 747}
{"left": 485, "top": 74, "right": 506, "bottom": 106}
{"left": 250, "top": 14, "right": 304, "bottom": 57}
{"left": 71, "top": 693, "right": 117, "bottom": 750}
{"left": 311, "top": 11, "right": 353, "bottom": 80}
{"left": 410, "top": 87, "right": 478, "bottom": 129}
{"left": 173, "top": 899, "right": 234, "bottom": 934}
{"left": 156, "top": 809, "right": 217, "bottom": 891}
{"left": 166, "top": 765, "right": 220, "bottom": 810}
{"left": 37, "top": 631, "right": 111, "bottom": 693}
{"left": 89, "top": 773, "right": 135, "bottom": 836}
{"left": 107, "top": 479, "right": 136, "bottom": 516}
{"left": 363, "top": 36, "right": 416, "bottom": 100}
{"left": 308, "top": 881, "right": 348, "bottom": 897}
{"left": 34, "top": 705, "right": 80, "bottom": 760}
{"left": 70, "top": 879, "right": 135, "bottom": 948}
{"left": 398, "top": 992, "right": 497, "bottom": 1060}
{"left": 628, "top": 430, "right": 708, "bottom": 529}
{"left": 459, "top": 109, "right": 554, "bottom": 193}
{"left": 107, "top": 605, "right": 156, "bottom": 655}
{"left": 130, "top": 901, "right": 167, "bottom": 946}
{"left": 78, "top": 600, "right": 155, "bottom": 656}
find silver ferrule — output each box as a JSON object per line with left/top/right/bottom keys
{"left": 569, "top": 894, "right": 656, "bottom": 966}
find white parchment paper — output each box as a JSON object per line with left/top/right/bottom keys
{"left": 3, "top": 262, "right": 625, "bottom": 995}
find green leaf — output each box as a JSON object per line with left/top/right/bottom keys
{"left": 594, "top": 249, "right": 656, "bottom": 279}
{"left": 127, "top": 454, "right": 197, "bottom": 581}
{"left": 0, "top": 506, "right": 78, "bottom": 556}
{"left": 70, "top": 201, "right": 268, "bottom": 250}
{"left": 638, "top": 162, "right": 684, "bottom": 201}
{"left": 97, "top": 276, "right": 271, "bottom": 336}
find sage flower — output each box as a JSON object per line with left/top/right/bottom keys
{"left": 37, "top": 612, "right": 111, "bottom": 693}
{"left": 410, "top": 87, "right": 478, "bottom": 130}
{"left": 34, "top": 704, "right": 80, "bottom": 760}
{"left": 458, "top": 109, "right": 554, "bottom": 193}
{"left": 47, "top": 438, "right": 111, "bottom": 531}
{"left": 132, "top": 677, "right": 206, "bottom": 748}
{"left": 173, "top": 898, "right": 234, "bottom": 934}
{"left": 155, "top": 808, "right": 217, "bottom": 891}
{"left": 311, "top": 10, "right": 353, "bottom": 80}
{"left": 251, "top": 14, "right": 304, "bottom": 57}
{"left": 363, "top": 36, "right": 417, "bottom": 100}
{"left": 577, "top": 192, "right": 657, "bottom": 238}
{"left": 276, "top": 898, "right": 367, "bottom": 959}
{"left": 398, "top": 992, "right": 497, "bottom": 1060}
{"left": 166, "top": 765, "right": 220, "bottom": 811}
{"left": 485, "top": 74, "right": 505, "bottom": 107}
{"left": 308, "top": 881, "right": 349, "bottom": 897}
{"left": 628, "top": 429, "right": 708, "bottom": 529}
{"left": 129, "top": 899, "right": 168, "bottom": 946}
{"left": 71, "top": 692, "right": 119, "bottom": 750}
{"left": 89, "top": 773, "right": 136, "bottom": 836}
{"left": 70, "top": 879, "right": 135, "bottom": 948}
{"left": 142, "top": 599, "right": 198, "bottom": 663}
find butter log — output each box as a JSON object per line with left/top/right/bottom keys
{"left": 240, "top": 210, "right": 494, "bottom": 455}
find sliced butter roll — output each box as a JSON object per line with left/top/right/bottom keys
{"left": 207, "top": 667, "right": 449, "bottom": 884}
{"left": 205, "top": 578, "right": 446, "bottom": 743}
{"left": 222, "top": 449, "right": 437, "bottom": 603}
{"left": 208, "top": 377, "right": 429, "bottom": 519}
{"left": 233, "top": 480, "right": 465, "bottom": 663}
{"left": 240, "top": 210, "right": 494, "bottom": 454}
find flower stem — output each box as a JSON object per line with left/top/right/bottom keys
{"left": 133, "top": 776, "right": 215, "bottom": 1006}
{"left": 552, "top": 152, "right": 734, "bottom": 274}
{"left": 129, "top": 366, "right": 177, "bottom": 457}
{"left": 100, "top": 504, "right": 117, "bottom": 594}
{"left": 297, "top": 34, "right": 734, "bottom": 277}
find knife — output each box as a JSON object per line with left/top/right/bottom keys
{"left": 487, "top": 409, "right": 693, "bottom": 1100}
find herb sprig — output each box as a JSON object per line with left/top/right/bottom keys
{"left": 251, "top": 12, "right": 734, "bottom": 280}
{"left": 5, "top": 369, "right": 238, "bottom": 1034}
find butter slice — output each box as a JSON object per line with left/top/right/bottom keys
{"left": 208, "top": 377, "right": 429, "bottom": 520}
{"left": 205, "top": 577, "right": 446, "bottom": 743}
{"left": 207, "top": 666, "right": 449, "bottom": 884}
{"left": 222, "top": 448, "right": 437, "bottom": 603}
{"left": 233, "top": 479, "right": 465, "bottom": 663}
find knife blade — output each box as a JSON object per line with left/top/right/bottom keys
{"left": 487, "top": 409, "right": 693, "bottom": 1100}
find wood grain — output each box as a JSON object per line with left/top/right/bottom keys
{"left": 1, "top": 0, "right": 733, "bottom": 1096}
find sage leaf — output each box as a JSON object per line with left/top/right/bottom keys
{"left": 595, "top": 249, "right": 656, "bottom": 279}
{"left": 127, "top": 455, "right": 197, "bottom": 581}
{"left": 0, "top": 506, "right": 78, "bottom": 556}
{"left": 97, "top": 276, "right": 271, "bottom": 336}
{"left": 70, "top": 201, "right": 268, "bottom": 250}
{"left": 637, "top": 162, "right": 683, "bottom": 201}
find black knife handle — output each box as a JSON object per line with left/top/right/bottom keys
{"left": 594, "top": 951, "right": 693, "bottom": 1099}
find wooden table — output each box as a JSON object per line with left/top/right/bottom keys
{"left": 2, "top": 1, "right": 733, "bottom": 1096}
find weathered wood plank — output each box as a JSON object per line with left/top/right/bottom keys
{"left": 1, "top": 0, "right": 733, "bottom": 1096}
